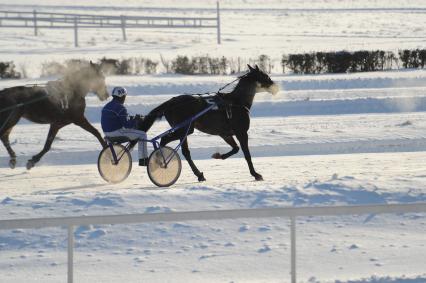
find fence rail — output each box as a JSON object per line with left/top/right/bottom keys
{"left": 0, "top": 202, "right": 425, "bottom": 283}
{"left": 0, "top": 2, "right": 221, "bottom": 46}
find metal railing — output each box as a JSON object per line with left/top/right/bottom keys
{"left": 0, "top": 202, "right": 425, "bottom": 283}
{"left": 0, "top": 2, "right": 221, "bottom": 46}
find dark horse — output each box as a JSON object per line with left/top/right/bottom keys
{"left": 0, "top": 61, "right": 109, "bottom": 169}
{"left": 143, "top": 65, "right": 279, "bottom": 182}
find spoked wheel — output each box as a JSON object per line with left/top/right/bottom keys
{"left": 147, "top": 146, "right": 182, "bottom": 187}
{"left": 98, "top": 144, "right": 132, "bottom": 183}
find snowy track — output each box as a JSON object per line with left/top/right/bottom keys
{"left": 2, "top": 71, "right": 426, "bottom": 282}
{"left": 2, "top": 111, "right": 426, "bottom": 169}
{"left": 1, "top": 153, "right": 426, "bottom": 282}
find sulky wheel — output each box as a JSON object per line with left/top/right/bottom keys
{"left": 147, "top": 146, "right": 182, "bottom": 187}
{"left": 98, "top": 144, "right": 132, "bottom": 184}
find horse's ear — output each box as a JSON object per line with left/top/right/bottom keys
{"left": 247, "top": 64, "right": 254, "bottom": 72}
{"left": 89, "top": 60, "right": 102, "bottom": 72}
{"left": 255, "top": 65, "right": 260, "bottom": 71}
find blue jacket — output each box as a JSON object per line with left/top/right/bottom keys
{"left": 101, "top": 99, "right": 136, "bottom": 133}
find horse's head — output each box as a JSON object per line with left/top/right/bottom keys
{"left": 245, "top": 64, "right": 279, "bottom": 95}
{"left": 87, "top": 61, "right": 109, "bottom": 101}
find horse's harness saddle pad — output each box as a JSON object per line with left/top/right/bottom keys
{"left": 203, "top": 95, "right": 233, "bottom": 119}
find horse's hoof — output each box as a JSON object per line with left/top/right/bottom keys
{"left": 26, "top": 160, "right": 35, "bottom": 170}
{"left": 197, "top": 172, "right": 206, "bottom": 182}
{"left": 9, "top": 159, "right": 16, "bottom": 169}
{"left": 254, "top": 174, "right": 264, "bottom": 181}
{"left": 211, "top": 152, "right": 222, "bottom": 159}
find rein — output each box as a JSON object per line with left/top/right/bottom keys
{"left": 217, "top": 72, "right": 249, "bottom": 93}
{"left": 0, "top": 89, "right": 50, "bottom": 134}
{"left": 186, "top": 71, "right": 250, "bottom": 97}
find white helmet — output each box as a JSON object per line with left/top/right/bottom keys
{"left": 112, "top": 86, "right": 128, "bottom": 97}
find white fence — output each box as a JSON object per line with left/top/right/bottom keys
{"left": 0, "top": 2, "right": 221, "bottom": 47}
{"left": 0, "top": 202, "right": 425, "bottom": 283}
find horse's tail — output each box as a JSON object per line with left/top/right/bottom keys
{"left": 139, "top": 99, "right": 171, "bottom": 132}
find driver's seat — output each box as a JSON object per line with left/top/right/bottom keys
{"left": 105, "top": 136, "right": 131, "bottom": 144}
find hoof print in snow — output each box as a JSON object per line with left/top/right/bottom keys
{"left": 145, "top": 206, "right": 171, "bottom": 213}
{"left": 348, "top": 244, "right": 360, "bottom": 250}
{"left": 258, "top": 226, "right": 271, "bottom": 232}
{"left": 88, "top": 229, "right": 106, "bottom": 239}
{"left": 239, "top": 224, "right": 250, "bottom": 232}
{"left": 1, "top": 197, "right": 14, "bottom": 204}
{"left": 173, "top": 223, "right": 192, "bottom": 229}
{"left": 199, "top": 253, "right": 217, "bottom": 260}
{"left": 330, "top": 247, "right": 339, "bottom": 253}
{"left": 258, "top": 245, "right": 271, "bottom": 253}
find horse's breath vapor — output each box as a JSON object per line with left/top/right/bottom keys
{"left": 256, "top": 82, "right": 280, "bottom": 95}
{"left": 269, "top": 83, "right": 280, "bottom": 95}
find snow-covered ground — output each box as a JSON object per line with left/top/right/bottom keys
{"left": 1, "top": 153, "right": 426, "bottom": 283}
{"left": 1, "top": 70, "right": 426, "bottom": 283}
{"left": 1, "top": 1, "right": 426, "bottom": 282}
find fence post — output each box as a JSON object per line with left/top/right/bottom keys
{"left": 121, "top": 15, "right": 127, "bottom": 41}
{"left": 74, "top": 17, "right": 78, "bottom": 47}
{"left": 33, "top": 10, "right": 38, "bottom": 36}
{"left": 216, "top": 1, "right": 221, "bottom": 44}
{"left": 68, "top": 225, "right": 74, "bottom": 283}
{"left": 290, "top": 216, "right": 296, "bottom": 283}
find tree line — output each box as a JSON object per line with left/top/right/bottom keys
{"left": 282, "top": 49, "right": 426, "bottom": 74}
{"left": 1, "top": 49, "right": 426, "bottom": 79}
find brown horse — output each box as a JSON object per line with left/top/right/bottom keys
{"left": 0, "top": 61, "right": 109, "bottom": 169}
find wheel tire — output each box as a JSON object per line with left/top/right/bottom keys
{"left": 147, "top": 146, "right": 182, "bottom": 187}
{"left": 98, "top": 144, "right": 132, "bottom": 183}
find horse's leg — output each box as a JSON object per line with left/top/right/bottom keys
{"left": 160, "top": 132, "right": 205, "bottom": 182}
{"left": 212, "top": 135, "right": 239, "bottom": 160}
{"left": 159, "top": 133, "right": 178, "bottom": 147}
{"left": 235, "top": 131, "right": 263, "bottom": 181}
{"left": 27, "top": 123, "right": 65, "bottom": 169}
{"left": 1, "top": 128, "right": 17, "bottom": 169}
{"left": 180, "top": 138, "right": 205, "bottom": 182}
{"left": 74, "top": 117, "right": 107, "bottom": 148}
{"left": 0, "top": 110, "right": 22, "bottom": 169}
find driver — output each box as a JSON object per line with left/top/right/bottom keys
{"left": 101, "top": 86, "right": 149, "bottom": 166}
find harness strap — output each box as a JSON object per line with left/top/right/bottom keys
{"left": 225, "top": 103, "right": 232, "bottom": 119}
{"left": 217, "top": 72, "right": 249, "bottom": 93}
{"left": 0, "top": 110, "right": 14, "bottom": 134}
